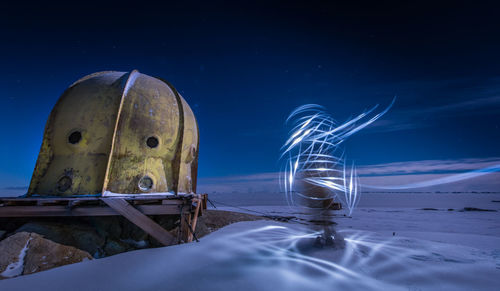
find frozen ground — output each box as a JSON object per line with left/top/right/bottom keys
{"left": 0, "top": 193, "right": 499, "bottom": 290}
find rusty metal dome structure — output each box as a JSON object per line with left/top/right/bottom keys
{"left": 28, "top": 70, "right": 199, "bottom": 197}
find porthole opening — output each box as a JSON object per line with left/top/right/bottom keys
{"left": 56, "top": 176, "right": 72, "bottom": 192}
{"left": 68, "top": 131, "right": 82, "bottom": 144}
{"left": 146, "top": 136, "right": 159, "bottom": 148}
{"left": 139, "top": 176, "right": 154, "bottom": 192}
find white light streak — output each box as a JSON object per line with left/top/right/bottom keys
{"left": 362, "top": 163, "right": 500, "bottom": 190}
{"left": 281, "top": 99, "right": 394, "bottom": 215}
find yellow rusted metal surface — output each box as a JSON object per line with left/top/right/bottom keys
{"left": 28, "top": 70, "right": 199, "bottom": 196}
{"left": 178, "top": 95, "right": 199, "bottom": 193}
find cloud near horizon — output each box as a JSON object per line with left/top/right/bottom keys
{"left": 197, "top": 157, "right": 500, "bottom": 194}
{"left": 1, "top": 157, "right": 498, "bottom": 197}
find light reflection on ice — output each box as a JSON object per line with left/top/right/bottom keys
{"left": 196, "top": 221, "right": 498, "bottom": 290}
{"left": 1, "top": 221, "right": 498, "bottom": 290}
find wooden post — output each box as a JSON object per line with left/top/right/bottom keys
{"left": 179, "top": 211, "right": 192, "bottom": 243}
{"left": 187, "top": 198, "right": 201, "bottom": 242}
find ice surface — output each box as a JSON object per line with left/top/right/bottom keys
{"left": 206, "top": 191, "right": 500, "bottom": 208}
{"left": 101, "top": 191, "right": 178, "bottom": 197}
{"left": 0, "top": 194, "right": 498, "bottom": 290}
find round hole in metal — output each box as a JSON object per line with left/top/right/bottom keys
{"left": 139, "top": 176, "right": 154, "bottom": 192}
{"left": 146, "top": 136, "right": 159, "bottom": 148}
{"left": 56, "top": 176, "right": 72, "bottom": 192}
{"left": 68, "top": 131, "right": 82, "bottom": 144}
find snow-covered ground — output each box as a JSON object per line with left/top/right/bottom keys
{"left": 1, "top": 193, "right": 499, "bottom": 290}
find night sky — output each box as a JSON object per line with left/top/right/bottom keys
{"left": 1, "top": 1, "right": 500, "bottom": 189}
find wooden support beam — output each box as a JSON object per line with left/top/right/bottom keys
{"left": 101, "top": 198, "right": 177, "bottom": 246}
{"left": 0, "top": 195, "right": 208, "bottom": 246}
{"left": 179, "top": 212, "right": 192, "bottom": 243}
{"left": 0, "top": 195, "right": 186, "bottom": 203}
{"left": 187, "top": 198, "right": 201, "bottom": 242}
{"left": 202, "top": 194, "right": 208, "bottom": 209}
{"left": 0, "top": 204, "right": 183, "bottom": 217}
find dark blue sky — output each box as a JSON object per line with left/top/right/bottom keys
{"left": 1, "top": 1, "right": 500, "bottom": 188}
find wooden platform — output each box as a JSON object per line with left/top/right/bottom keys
{"left": 0, "top": 194, "right": 208, "bottom": 246}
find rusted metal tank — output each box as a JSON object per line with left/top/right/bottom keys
{"left": 28, "top": 70, "right": 199, "bottom": 197}
{"left": 293, "top": 169, "right": 335, "bottom": 209}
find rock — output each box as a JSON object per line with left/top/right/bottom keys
{"left": 15, "top": 221, "right": 105, "bottom": 257}
{"left": 461, "top": 207, "right": 497, "bottom": 212}
{"left": 0, "top": 232, "right": 31, "bottom": 279}
{"left": 120, "top": 238, "right": 149, "bottom": 249}
{"left": 0, "top": 217, "right": 30, "bottom": 234}
{"left": 0, "top": 230, "right": 5, "bottom": 240}
{"left": 120, "top": 217, "right": 150, "bottom": 242}
{"left": 87, "top": 216, "right": 122, "bottom": 239}
{"left": 0, "top": 209, "right": 266, "bottom": 262}
{"left": 23, "top": 233, "right": 92, "bottom": 275}
{"left": 12, "top": 217, "right": 166, "bottom": 257}
{"left": 103, "top": 239, "right": 131, "bottom": 256}
{"left": 194, "top": 210, "right": 265, "bottom": 238}
{"left": 0, "top": 232, "right": 92, "bottom": 279}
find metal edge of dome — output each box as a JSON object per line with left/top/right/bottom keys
{"left": 101, "top": 70, "right": 141, "bottom": 193}
{"left": 69, "top": 71, "right": 127, "bottom": 88}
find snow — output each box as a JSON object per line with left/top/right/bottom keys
{"left": 0, "top": 194, "right": 499, "bottom": 290}
{"left": 101, "top": 191, "right": 192, "bottom": 197}
{"left": 1, "top": 236, "right": 31, "bottom": 278}
{"left": 120, "top": 239, "right": 148, "bottom": 249}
